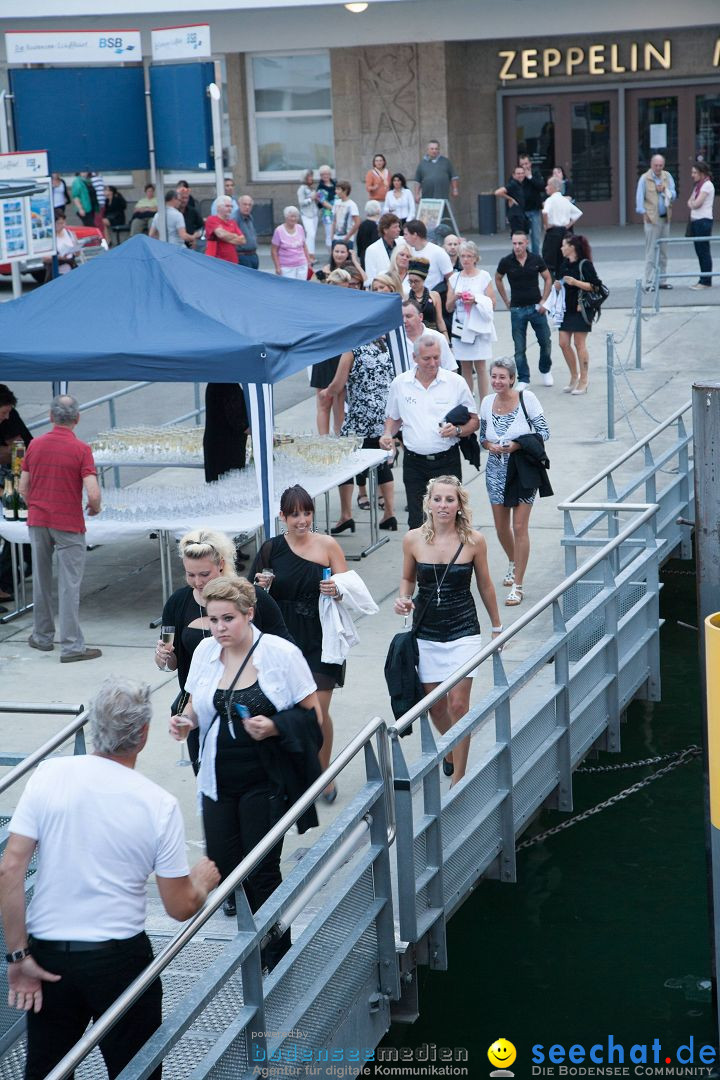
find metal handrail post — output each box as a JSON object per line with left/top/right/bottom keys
{"left": 0, "top": 708, "right": 86, "bottom": 798}
{"left": 634, "top": 279, "right": 643, "bottom": 369}
{"left": 193, "top": 383, "right": 201, "bottom": 426}
{"left": 606, "top": 332, "right": 615, "bottom": 441}
{"left": 653, "top": 238, "right": 661, "bottom": 313}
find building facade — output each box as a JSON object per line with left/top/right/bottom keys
{"left": 1, "top": 2, "right": 718, "bottom": 230}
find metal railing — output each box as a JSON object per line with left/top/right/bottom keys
{"left": 652, "top": 234, "right": 720, "bottom": 311}
{"left": 0, "top": 404, "right": 695, "bottom": 1080}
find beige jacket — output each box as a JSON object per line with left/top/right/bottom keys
{"left": 641, "top": 170, "right": 674, "bottom": 224}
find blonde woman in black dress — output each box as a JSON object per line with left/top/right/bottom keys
{"left": 394, "top": 476, "right": 502, "bottom": 784}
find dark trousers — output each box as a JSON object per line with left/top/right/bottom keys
{"left": 202, "top": 783, "right": 290, "bottom": 969}
{"left": 402, "top": 445, "right": 462, "bottom": 529}
{"left": 339, "top": 436, "right": 393, "bottom": 487}
{"left": 238, "top": 253, "right": 259, "bottom": 269}
{"left": 25, "top": 933, "right": 161, "bottom": 1080}
{"left": 690, "top": 218, "right": 713, "bottom": 286}
{"left": 542, "top": 225, "right": 570, "bottom": 280}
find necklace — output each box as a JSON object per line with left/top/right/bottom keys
{"left": 431, "top": 558, "right": 456, "bottom": 606}
{"left": 196, "top": 597, "right": 210, "bottom": 637}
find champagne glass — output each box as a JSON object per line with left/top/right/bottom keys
{"left": 175, "top": 715, "right": 192, "bottom": 767}
{"left": 160, "top": 625, "right": 175, "bottom": 671}
{"left": 254, "top": 570, "right": 275, "bottom": 592}
{"left": 399, "top": 594, "right": 413, "bottom": 630}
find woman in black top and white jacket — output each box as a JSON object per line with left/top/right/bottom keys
{"left": 556, "top": 234, "right": 600, "bottom": 396}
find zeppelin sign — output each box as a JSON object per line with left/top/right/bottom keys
{"left": 498, "top": 38, "right": 673, "bottom": 80}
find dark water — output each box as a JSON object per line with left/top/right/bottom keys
{"left": 374, "top": 558, "right": 715, "bottom": 1075}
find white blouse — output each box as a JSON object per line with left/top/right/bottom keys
{"left": 690, "top": 180, "right": 715, "bottom": 221}
{"left": 185, "top": 626, "right": 317, "bottom": 807}
{"left": 383, "top": 187, "right": 416, "bottom": 221}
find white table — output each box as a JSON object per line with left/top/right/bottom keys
{"left": 0, "top": 449, "right": 390, "bottom": 623}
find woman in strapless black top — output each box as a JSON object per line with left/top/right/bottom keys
{"left": 394, "top": 475, "right": 502, "bottom": 785}
{"left": 155, "top": 528, "right": 292, "bottom": 772}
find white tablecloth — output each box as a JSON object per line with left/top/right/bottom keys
{"left": 0, "top": 449, "right": 389, "bottom": 545}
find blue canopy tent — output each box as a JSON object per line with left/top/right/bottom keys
{"left": 0, "top": 236, "right": 407, "bottom": 533}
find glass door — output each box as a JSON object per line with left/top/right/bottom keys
{"left": 505, "top": 92, "right": 618, "bottom": 226}
{"left": 626, "top": 91, "right": 681, "bottom": 222}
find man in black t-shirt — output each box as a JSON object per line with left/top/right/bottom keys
{"left": 495, "top": 166, "right": 530, "bottom": 237}
{"left": 0, "top": 385, "right": 32, "bottom": 601}
{"left": 518, "top": 154, "right": 546, "bottom": 255}
{"left": 495, "top": 233, "right": 553, "bottom": 388}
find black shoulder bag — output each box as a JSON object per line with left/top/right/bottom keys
{"left": 384, "top": 543, "right": 464, "bottom": 723}
{"left": 578, "top": 259, "right": 610, "bottom": 326}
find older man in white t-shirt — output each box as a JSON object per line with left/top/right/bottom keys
{"left": 541, "top": 177, "right": 583, "bottom": 279}
{"left": 0, "top": 677, "right": 219, "bottom": 1080}
{"left": 380, "top": 335, "right": 477, "bottom": 528}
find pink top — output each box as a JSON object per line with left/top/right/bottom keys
{"left": 272, "top": 223, "right": 307, "bottom": 267}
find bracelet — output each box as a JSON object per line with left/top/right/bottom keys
{"left": 491, "top": 625, "right": 503, "bottom": 632}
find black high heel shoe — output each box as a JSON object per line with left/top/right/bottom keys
{"left": 378, "top": 516, "right": 397, "bottom": 531}
{"left": 442, "top": 757, "right": 454, "bottom": 777}
{"left": 330, "top": 518, "right": 356, "bottom": 534}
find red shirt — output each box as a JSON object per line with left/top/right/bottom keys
{"left": 204, "top": 216, "right": 245, "bottom": 264}
{"left": 22, "top": 426, "right": 96, "bottom": 534}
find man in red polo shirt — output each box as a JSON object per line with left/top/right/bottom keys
{"left": 204, "top": 196, "right": 245, "bottom": 263}
{"left": 19, "top": 395, "right": 102, "bottom": 663}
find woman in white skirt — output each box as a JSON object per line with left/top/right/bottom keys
{"left": 394, "top": 476, "right": 502, "bottom": 785}
{"left": 446, "top": 240, "right": 496, "bottom": 402}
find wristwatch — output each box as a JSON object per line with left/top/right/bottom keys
{"left": 5, "top": 946, "right": 31, "bottom": 964}
{"left": 456, "top": 426, "right": 463, "bottom": 437}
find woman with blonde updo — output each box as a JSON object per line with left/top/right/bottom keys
{"left": 170, "top": 575, "right": 321, "bottom": 963}
{"left": 155, "top": 529, "right": 291, "bottom": 771}
{"left": 394, "top": 476, "right": 501, "bottom": 784}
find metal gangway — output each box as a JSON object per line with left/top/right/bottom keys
{"left": 0, "top": 403, "right": 693, "bottom": 1079}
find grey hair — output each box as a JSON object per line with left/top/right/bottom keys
{"left": 490, "top": 356, "right": 517, "bottom": 383}
{"left": 414, "top": 333, "right": 441, "bottom": 357}
{"left": 217, "top": 195, "right": 233, "bottom": 208}
{"left": 364, "top": 200, "right": 382, "bottom": 216}
{"left": 547, "top": 177, "right": 562, "bottom": 192}
{"left": 90, "top": 678, "right": 152, "bottom": 756}
{"left": 283, "top": 205, "right": 300, "bottom": 220}
{"left": 50, "top": 394, "right": 80, "bottom": 425}
{"left": 459, "top": 240, "right": 480, "bottom": 263}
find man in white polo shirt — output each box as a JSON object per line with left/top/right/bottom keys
{"left": 0, "top": 677, "right": 219, "bottom": 1080}
{"left": 401, "top": 300, "right": 456, "bottom": 372}
{"left": 380, "top": 336, "right": 478, "bottom": 528}
{"left": 541, "top": 176, "right": 583, "bottom": 280}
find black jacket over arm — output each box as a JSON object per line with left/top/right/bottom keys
{"left": 503, "top": 434, "right": 552, "bottom": 506}
{"left": 256, "top": 706, "right": 323, "bottom": 833}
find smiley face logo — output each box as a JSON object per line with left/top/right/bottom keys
{"left": 488, "top": 1038, "right": 517, "bottom": 1075}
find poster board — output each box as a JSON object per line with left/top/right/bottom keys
{"left": 0, "top": 154, "right": 56, "bottom": 263}
{"left": 417, "top": 198, "right": 445, "bottom": 232}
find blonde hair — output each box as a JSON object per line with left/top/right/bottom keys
{"left": 202, "top": 574, "right": 256, "bottom": 613}
{"left": 389, "top": 243, "right": 410, "bottom": 276}
{"left": 179, "top": 529, "right": 236, "bottom": 573}
{"left": 327, "top": 268, "right": 352, "bottom": 286}
{"left": 372, "top": 271, "right": 403, "bottom": 294}
{"left": 421, "top": 475, "right": 475, "bottom": 545}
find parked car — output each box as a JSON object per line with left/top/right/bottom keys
{"left": 0, "top": 225, "right": 108, "bottom": 284}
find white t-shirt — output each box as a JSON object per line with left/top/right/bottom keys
{"left": 542, "top": 191, "right": 583, "bottom": 228}
{"left": 333, "top": 199, "right": 359, "bottom": 239}
{"left": 404, "top": 328, "right": 456, "bottom": 370}
{"left": 690, "top": 180, "right": 715, "bottom": 221}
{"left": 409, "top": 240, "right": 453, "bottom": 290}
{"left": 10, "top": 756, "right": 188, "bottom": 941}
{"left": 385, "top": 367, "right": 477, "bottom": 455}
{"left": 185, "top": 627, "right": 317, "bottom": 806}
{"left": 150, "top": 205, "right": 186, "bottom": 245}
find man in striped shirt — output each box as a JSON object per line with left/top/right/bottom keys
{"left": 19, "top": 395, "right": 102, "bottom": 663}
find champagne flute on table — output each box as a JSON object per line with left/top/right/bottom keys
{"left": 160, "top": 625, "right": 175, "bottom": 671}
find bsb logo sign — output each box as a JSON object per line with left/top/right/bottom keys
{"left": 5, "top": 30, "right": 142, "bottom": 64}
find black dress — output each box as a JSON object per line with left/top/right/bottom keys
{"left": 409, "top": 286, "right": 438, "bottom": 331}
{"left": 251, "top": 536, "right": 345, "bottom": 690}
{"left": 414, "top": 562, "right": 480, "bottom": 642}
{"left": 203, "top": 383, "right": 249, "bottom": 482}
{"left": 559, "top": 257, "right": 600, "bottom": 334}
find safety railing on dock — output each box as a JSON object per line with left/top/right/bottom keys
{"left": 0, "top": 404, "right": 695, "bottom": 1080}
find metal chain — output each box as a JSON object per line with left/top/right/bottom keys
{"left": 577, "top": 744, "right": 700, "bottom": 773}
{"left": 516, "top": 745, "right": 701, "bottom": 852}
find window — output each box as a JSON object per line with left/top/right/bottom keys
{"left": 247, "top": 52, "right": 334, "bottom": 181}
{"left": 572, "top": 101, "right": 612, "bottom": 201}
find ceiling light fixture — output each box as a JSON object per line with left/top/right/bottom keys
{"left": 344, "top": 2, "right": 369, "bottom": 12}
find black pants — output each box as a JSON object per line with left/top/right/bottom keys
{"left": 238, "top": 253, "right": 259, "bottom": 269}
{"left": 690, "top": 218, "right": 713, "bottom": 286}
{"left": 202, "top": 783, "right": 290, "bottom": 969}
{"left": 402, "top": 446, "right": 462, "bottom": 529}
{"left": 542, "top": 225, "right": 571, "bottom": 280}
{"left": 339, "top": 436, "right": 393, "bottom": 487}
{"left": 25, "top": 932, "right": 161, "bottom": 1080}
